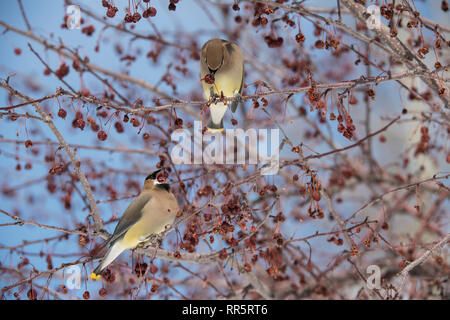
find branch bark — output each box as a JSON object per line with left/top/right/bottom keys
{"left": 0, "top": 79, "right": 104, "bottom": 233}
{"left": 339, "top": 0, "right": 450, "bottom": 108}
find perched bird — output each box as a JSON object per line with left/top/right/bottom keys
{"left": 90, "top": 169, "right": 179, "bottom": 279}
{"left": 200, "top": 38, "right": 244, "bottom": 132}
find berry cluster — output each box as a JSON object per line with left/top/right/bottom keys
{"left": 337, "top": 114, "right": 356, "bottom": 140}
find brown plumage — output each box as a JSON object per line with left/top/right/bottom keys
{"left": 91, "top": 169, "right": 178, "bottom": 279}
{"left": 200, "top": 38, "right": 244, "bottom": 131}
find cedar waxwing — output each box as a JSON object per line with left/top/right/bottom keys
{"left": 90, "top": 169, "right": 179, "bottom": 279}
{"left": 200, "top": 38, "right": 244, "bottom": 132}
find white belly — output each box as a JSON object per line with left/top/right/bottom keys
{"left": 210, "top": 102, "right": 228, "bottom": 124}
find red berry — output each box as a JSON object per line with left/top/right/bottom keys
{"left": 299, "top": 185, "right": 306, "bottom": 194}
{"left": 106, "top": 7, "right": 117, "bottom": 18}
{"left": 80, "top": 89, "right": 90, "bottom": 97}
{"left": 81, "top": 25, "right": 95, "bottom": 36}
{"left": 150, "top": 284, "right": 158, "bottom": 292}
{"left": 124, "top": 13, "right": 133, "bottom": 23}
{"left": 219, "top": 249, "right": 228, "bottom": 260}
{"left": 14, "top": 48, "right": 22, "bottom": 55}
{"left": 148, "top": 7, "right": 157, "bottom": 16}
{"left": 99, "top": 288, "right": 107, "bottom": 296}
{"left": 114, "top": 122, "right": 124, "bottom": 133}
{"left": 55, "top": 62, "right": 70, "bottom": 79}
{"left": 204, "top": 74, "right": 215, "bottom": 84}
{"left": 131, "top": 118, "right": 140, "bottom": 127}
{"left": 150, "top": 264, "right": 158, "bottom": 274}
{"left": 311, "top": 190, "right": 321, "bottom": 201}
{"left": 133, "top": 12, "right": 141, "bottom": 22}
{"left": 75, "top": 118, "right": 85, "bottom": 130}
{"left": 295, "top": 33, "right": 305, "bottom": 43}
{"left": 58, "top": 108, "right": 67, "bottom": 119}
{"left": 83, "top": 290, "right": 90, "bottom": 299}
{"left": 25, "top": 140, "right": 33, "bottom": 148}
{"left": 27, "top": 289, "right": 37, "bottom": 300}
{"left": 168, "top": 3, "right": 176, "bottom": 10}
{"left": 134, "top": 263, "right": 148, "bottom": 277}
{"left": 442, "top": 0, "right": 449, "bottom": 11}
{"left": 91, "top": 123, "right": 99, "bottom": 132}
{"left": 97, "top": 130, "right": 107, "bottom": 141}
{"left": 174, "top": 118, "right": 183, "bottom": 127}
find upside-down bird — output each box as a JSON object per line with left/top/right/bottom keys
{"left": 200, "top": 38, "right": 244, "bottom": 132}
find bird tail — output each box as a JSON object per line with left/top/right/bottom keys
{"left": 207, "top": 118, "right": 224, "bottom": 132}
{"left": 90, "top": 241, "right": 127, "bottom": 280}
{"left": 208, "top": 101, "right": 227, "bottom": 132}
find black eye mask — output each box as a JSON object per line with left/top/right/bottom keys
{"left": 145, "top": 169, "right": 162, "bottom": 181}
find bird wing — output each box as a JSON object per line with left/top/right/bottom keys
{"left": 231, "top": 72, "right": 244, "bottom": 113}
{"left": 105, "top": 192, "right": 153, "bottom": 247}
{"left": 230, "top": 98, "right": 239, "bottom": 113}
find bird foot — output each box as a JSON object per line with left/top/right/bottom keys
{"left": 140, "top": 233, "right": 163, "bottom": 248}
{"left": 210, "top": 93, "right": 221, "bottom": 104}
{"left": 233, "top": 92, "right": 243, "bottom": 103}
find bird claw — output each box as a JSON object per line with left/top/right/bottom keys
{"left": 211, "top": 93, "right": 221, "bottom": 104}
{"left": 149, "top": 233, "right": 163, "bottom": 245}
{"left": 233, "top": 93, "right": 243, "bottom": 103}
{"left": 140, "top": 233, "right": 162, "bottom": 248}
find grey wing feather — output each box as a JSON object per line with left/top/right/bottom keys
{"left": 230, "top": 100, "right": 239, "bottom": 113}
{"left": 105, "top": 193, "right": 152, "bottom": 247}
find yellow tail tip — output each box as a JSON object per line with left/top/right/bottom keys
{"left": 90, "top": 272, "right": 101, "bottom": 280}
{"left": 206, "top": 127, "right": 224, "bottom": 133}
